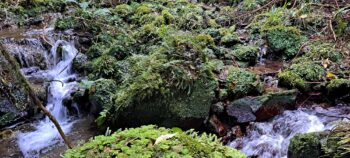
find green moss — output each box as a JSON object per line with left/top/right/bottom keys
{"left": 136, "top": 5, "right": 152, "bottom": 14}
{"left": 289, "top": 62, "right": 325, "bottom": 82}
{"left": 267, "top": 27, "right": 303, "bottom": 59}
{"left": 278, "top": 61, "right": 325, "bottom": 90}
{"left": 278, "top": 71, "right": 307, "bottom": 90}
{"left": 221, "top": 33, "right": 241, "bottom": 46}
{"left": 304, "top": 42, "right": 343, "bottom": 62}
{"left": 225, "top": 67, "right": 262, "bottom": 98}
{"left": 64, "top": 125, "right": 246, "bottom": 158}
{"left": 114, "top": 4, "right": 133, "bottom": 18}
{"left": 0, "top": 112, "right": 18, "bottom": 127}
{"left": 232, "top": 44, "right": 259, "bottom": 63}
{"left": 88, "top": 79, "right": 117, "bottom": 114}
{"left": 288, "top": 133, "right": 322, "bottom": 158}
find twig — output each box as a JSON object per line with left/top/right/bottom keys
{"left": 235, "top": 0, "right": 279, "bottom": 19}
{"left": 334, "top": 0, "right": 339, "bottom": 8}
{"left": 329, "top": 19, "right": 337, "bottom": 41}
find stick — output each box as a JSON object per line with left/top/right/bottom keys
{"left": 329, "top": 19, "right": 337, "bottom": 41}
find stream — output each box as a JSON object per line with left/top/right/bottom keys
{"left": 229, "top": 105, "right": 350, "bottom": 158}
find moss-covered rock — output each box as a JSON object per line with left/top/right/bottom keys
{"left": 288, "top": 122, "right": 350, "bottom": 158}
{"left": 267, "top": 27, "right": 303, "bottom": 59}
{"left": 111, "top": 79, "right": 217, "bottom": 129}
{"left": 288, "top": 133, "right": 322, "bottom": 158}
{"left": 232, "top": 44, "right": 259, "bottom": 64}
{"left": 0, "top": 46, "right": 37, "bottom": 127}
{"left": 225, "top": 67, "right": 262, "bottom": 99}
{"left": 226, "top": 90, "right": 297, "bottom": 123}
{"left": 278, "top": 62, "right": 325, "bottom": 91}
{"left": 326, "top": 79, "right": 350, "bottom": 98}
{"left": 64, "top": 125, "right": 246, "bottom": 158}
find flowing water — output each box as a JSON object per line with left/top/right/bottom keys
{"left": 229, "top": 105, "right": 350, "bottom": 158}
{"left": 4, "top": 37, "right": 79, "bottom": 157}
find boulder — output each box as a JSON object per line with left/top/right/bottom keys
{"left": 226, "top": 90, "right": 297, "bottom": 123}
{"left": 113, "top": 80, "right": 216, "bottom": 130}
{"left": 86, "top": 78, "right": 216, "bottom": 129}
{"left": 0, "top": 46, "right": 37, "bottom": 127}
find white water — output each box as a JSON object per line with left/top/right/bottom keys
{"left": 229, "top": 106, "right": 350, "bottom": 158}
{"left": 17, "top": 40, "right": 78, "bottom": 158}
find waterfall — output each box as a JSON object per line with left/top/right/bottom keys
{"left": 17, "top": 40, "right": 78, "bottom": 158}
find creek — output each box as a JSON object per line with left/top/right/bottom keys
{"left": 229, "top": 105, "right": 350, "bottom": 158}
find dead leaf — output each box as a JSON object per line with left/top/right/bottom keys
{"left": 154, "top": 134, "right": 176, "bottom": 145}
{"left": 327, "top": 72, "right": 336, "bottom": 79}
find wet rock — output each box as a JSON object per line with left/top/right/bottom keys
{"left": 211, "top": 102, "right": 225, "bottom": 114}
{"left": 72, "top": 53, "right": 89, "bottom": 73}
{"left": 209, "top": 114, "right": 228, "bottom": 137}
{"left": 227, "top": 99, "right": 256, "bottom": 123}
{"left": 0, "top": 38, "right": 49, "bottom": 69}
{"left": 226, "top": 90, "right": 297, "bottom": 123}
{"left": 254, "top": 90, "right": 298, "bottom": 121}
{"left": 89, "top": 79, "right": 215, "bottom": 129}
{"left": 114, "top": 80, "right": 216, "bottom": 130}
{"left": 0, "top": 46, "right": 37, "bottom": 127}
{"left": 0, "top": 129, "right": 14, "bottom": 139}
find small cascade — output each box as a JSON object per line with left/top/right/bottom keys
{"left": 229, "top": 106, "right": 350, "bottom": 158}
{"left": 17, "top": 40, "right": 78, "bottom": 158}
{"left": 0, "top": 38, "right": 49, "bottom": 69}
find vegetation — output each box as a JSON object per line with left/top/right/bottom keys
{"left": 1, "top": 0, "right": 350, "bottom": 157}
{"left": 64, "top": 125, "right": 246, "bottom": 158}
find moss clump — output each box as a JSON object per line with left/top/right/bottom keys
{"left": 135, "top": 5, "right": 152, "bottom": 15}
{"left": 267, "top": 27, "right": 303, "bottom": 59}
{"left": 278, "top": 71, "right": 307, "bottom": 90}
{"left": 232, "top": 44, "right": 259, "bottom": 63}
{"left": 221, "top": 33, "right": 241, "bottom": 47}
{"left": 305, "top": 42, "right": 343, "bottom": 62}
{"left": 88, "top": 79, "right": 117, "bottom": 115}
{"left": 225, "top": 67, "right": 262, "bottom": 98}
{"left": 64, "top": 125, "right": 246, "bottom": 158}
{"left": 288, "top": 133, "right": 322, "bottom": 158}
{"left": 114, "top": 4, "right": 133, "bottom": 18}
{"left": 289, "top": 62, "right": 325, "bottom": 82}
{"left": 278, "top": 62, "right": 325, "bottom": 90}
